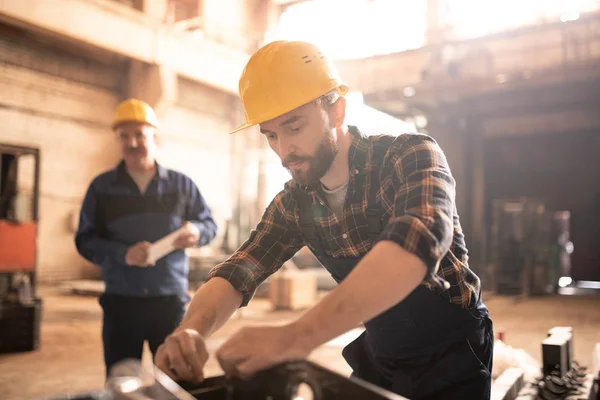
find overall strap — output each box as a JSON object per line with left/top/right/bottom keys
{"left": 295, "top": 189, "right": 326, "bottom": 256}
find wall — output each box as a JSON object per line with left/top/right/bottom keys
{"left": 157, "top": 77, "right": 241, "bottom": 249}
{"left": 0, "top": 0, "right": 277, "bottom": 283}
{"left": 0, "top": 25, "right": 126, "bottom": 282}
{"left": 0, "top": 0, "right": 250, "bottom": 93}
{"left": 0, "top": 22, "right": 254, "bottom": 282}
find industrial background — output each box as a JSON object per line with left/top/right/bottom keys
{"left": 0, "top": 0, "right": 599, "bottom": 399}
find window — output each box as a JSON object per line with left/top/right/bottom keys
{"left": 441, "top": 0, "right": 600, "bottom": 40}
{"left": 271, "top": 0, "right": 427, "bottom": 60}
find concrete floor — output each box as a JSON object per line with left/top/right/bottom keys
{"left": 0, "top": 287, "right": 599, "bottom": 400}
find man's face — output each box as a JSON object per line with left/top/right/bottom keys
{"left": 115, "top": 123, "right": 158, "bottom": 170}
{"left": 260, "top": 101, "right": 340, "bottom": 186}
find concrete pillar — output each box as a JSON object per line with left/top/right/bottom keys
{"left": 139, "top": 0, "right": 168, "bottom": 22}
{"left": 131, "top": 0, "right": 144, "bottom": 12}
{"left": 464, "top": 117, "right": 487, "bottom": 278}
{"left": 127, "top": 60, "right": 177, "bottom": 120}
{"left": 256, "top": 134, "right": 269, "bottom": 220}
{"left": 427, "top": 113, "right": 468, "bottom": 224}
{"left": 425, "top": 0, "right": 442, "bottom": 45}
{"left": 262, "top": 0, "right": 285, "bottom": 45}
{"left": 247, "top": 0, "right": 276, "bottom": 49}
{"left": 202, "top": 0, "right": 248, "bottom": 48}
{"left": 234, "top": 129, "right": 261, "bottom": 244}
{"left": 201, "top": 0, "right": 270, "bottom": 51}
{"left": 424, "top": 0, "right": 447, "bottom": 81}
{"left": 430, "top": 112, "right": 487, "bottom": 279}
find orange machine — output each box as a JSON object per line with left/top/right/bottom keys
{"left": 0, "top": 144, "right": 41, "bottom": 353}
{"left": 0, "top": 221, "right": 36, "bottom": 272}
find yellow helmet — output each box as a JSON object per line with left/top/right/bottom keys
{"left": 112, "top": 98, "right": 159, "bottom": 130}
{"left": 230, "top": 40, "right": 349, "bottom": 134}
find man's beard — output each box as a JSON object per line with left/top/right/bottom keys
{"left": 283, "top": 130, "right": 338, "bottom": 186}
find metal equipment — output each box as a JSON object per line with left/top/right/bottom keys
{"left": 542, "top": 333, "right": 570, "bottom": 378}
{"left": 547, "top": 327, "right": 574, "bottom": 372}
{"left": 48, "top": 359, "right": 409, "bottom": 400}
{"left": 488, "top": 198, "right": 573, "bottom": 297}
{"left": 513, "top": 326, "right": 600, "bottom": 400}
{"left": 0, "top": 143, "right": 42, "bottom": 354}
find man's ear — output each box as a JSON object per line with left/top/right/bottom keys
{"left": 331, "top": 96, "right": 346, "bottom": 129}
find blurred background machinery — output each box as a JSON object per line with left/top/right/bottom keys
{"left": 0, "top": 144, "right": 42, "bottom": 354}
{"left": 488, "top": 198, "right": 574, "bottom": 297}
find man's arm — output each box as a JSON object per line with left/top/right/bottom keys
{"left": 204, "top": 189, "right": 306, "bottom": 307}
{"left": 156, "top": 189, "right": 305, "bottom": 380}
{"left": 290, "top": 136, "right": 456, "bottom": 354}
{"left": 74, "top": 184, "right": 129, "bottom": 266}
{"left": 186, "top": 182, "right": 217, "bottom": 246}
{"left": 177, "top": 276, "right": 243, "bottom": 337}
{"left": 157, "top": 277, "right": 241, "bottom": 383}
{"left": 216, "top": 241, "right": 429, "bottom": 377}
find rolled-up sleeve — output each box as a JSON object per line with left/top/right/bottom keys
{"left": 377, "top": 136, "right": 455, "bottom": 278}
{"left": 207, "top": 190, "right": 304, "bottom": 306}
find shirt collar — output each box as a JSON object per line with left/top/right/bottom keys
{"left": 115, "top": 160, "right": 168, "bottom": 184}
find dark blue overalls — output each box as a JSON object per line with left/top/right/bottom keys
{"left": 295, "top": 183, "right": 494, "bottom": 399}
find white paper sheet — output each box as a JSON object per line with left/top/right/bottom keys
{"left": 146, "top": 225, "right": 187, "bottom": 265}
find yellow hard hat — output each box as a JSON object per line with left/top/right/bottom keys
{"left": 230, "top": 40, "right": 349, "bottom": 134}
{"left": 112, "top": 98, "right": 159, "bottom": 130}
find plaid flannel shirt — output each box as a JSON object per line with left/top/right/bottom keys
{"left": 208, "top": 126, "right": 481, "bottom": 308}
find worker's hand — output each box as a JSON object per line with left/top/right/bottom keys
{"left": 125, "top": 241, "right": 152, "bottom": 267}
{"left": 155, "top": 328, "right": 208, "bottom": 383}
{"left": 216, "top": 324, "right": 311, "bottom": 379}
{"left": 173, "top": 222, "right": 200, "bottom": 249}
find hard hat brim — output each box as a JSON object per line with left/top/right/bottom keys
{"left": 112, "top": 120, "right": 159, "bottom": 131}
{"left": 228, "top": 121, "right": 255, "bottom": 135}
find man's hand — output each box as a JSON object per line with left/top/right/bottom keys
{"left": 155, "top": 329, "right": 209, "bottom": 383}
{"left": 173, "top": 222, "right": 200, "bottom": 250}
{"left": 215, "top": 323, "right": 312, "bottom": 379}
{"left": 125, "top": 241, "right": 152, "bottom": 267}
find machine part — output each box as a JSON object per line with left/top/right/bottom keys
{"left": 1, "top": 144, "right": 42, "bottom": 356}
{"left": 593, "top": 343, "right": 600, "bottom": 380}
{"left": 179, "top": 360, "right": 408, "bottom": 400}
{"left": 548, "top": 327, "right": 574, "bottom": 369}
{"left": 106, "top": 359, "right": 197, "bottom": 400}
{"left": 49, "top": 360, "right": 408, "bottom": 400}
{"left": 543, "top": 333, "right": 570, "bottom": 377}
{"left": 0, "top": 275, "right": 9, "bottom": 298}
{"left": 0, "top": 297, "right": 42, "bottom": 353}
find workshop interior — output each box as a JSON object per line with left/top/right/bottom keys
{"left": 1, "top": 0, "right": 600, "bottom": 399}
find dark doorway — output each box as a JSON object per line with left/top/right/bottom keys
{"left": 0, "top": 154, "right": 17, "bottom": 219}
{"left": 484, "top": 130, "right": 600, "bottom": 282}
